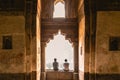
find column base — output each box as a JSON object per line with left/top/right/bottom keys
{"left": 41, "top": 72, "right": 46, "bottom": 80}
{"left": 73, "top": 72, "right": 79, "bottom": 80}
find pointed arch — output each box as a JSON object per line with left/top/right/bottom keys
{"left": 53, "top": 1, "right": 65, "bottom": 18}
{"left": 54, "top": 0, "right": 65, "bottom": 5}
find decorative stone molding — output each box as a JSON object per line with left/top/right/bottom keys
{"left": 41, "top": 18, "right": 78, "bottom": 43}
{"left": 41, "top": 18, "right": 79, "bottom": 80}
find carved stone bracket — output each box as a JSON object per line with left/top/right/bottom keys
{"left": 41, "top": 18, "right": 78, "bottom": 43}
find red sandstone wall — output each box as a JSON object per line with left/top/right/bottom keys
{"left": 95, "top": 11, "right": 120, "bottom": 80}
{"left": 0, "top": 16, "right": 25, "bottom": 73}
{"left": 0, "top": 16, "right": 25, "bottom": 80}
{"left": 96, "top": 11, "right": 120, "bottom": 73}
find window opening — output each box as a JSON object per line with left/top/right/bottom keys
{"left": 45, "top": 30, "right": 74, "bottom": 70}
{"left": 109, "top": 37, "right": 120, "bottom": 51}
{"left": 53, "top": 1, "right": 65, "bottom": 18}
{"left": 2, "top": 36, "right": 12, "bottom": 49}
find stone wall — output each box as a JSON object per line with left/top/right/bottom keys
{"left": 41, "top": 0, "right": 78, "bottom": 18}
{"left": 0, "top": 16, "right": 25, "bottom": 80}
{"left": 96, "top": 11, "right": 120, "bottom": 80}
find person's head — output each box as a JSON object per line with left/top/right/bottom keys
{"left": 54, "top": 58, "right": 57, "bottom": 62}
{"left": 65, "top": 59, "right": 67, "bottom": 62}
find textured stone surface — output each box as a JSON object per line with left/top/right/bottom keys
{"left": 78, "top": 0, "right": 85, "bottom": 80}
{"left": 96, "top": 11, "right": 120, "bottom": 73}
{"left": 0, "top": 73, "right": 25, "bottom": 80}
{"left": 0, "top": 16, "right": 25, "bottom": 73}
{"left": 96, "top": 73, "right": 120, "bottom": 80}
{"left": 46, "top": 71, "right": 73, "bottom": 80}
{"left": 41, "top": 0, "right": 78, "bottom": 18}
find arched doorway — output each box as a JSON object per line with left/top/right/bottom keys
{"left": 41, "top": 19, "right": 79, "bottom": 80}
{"left": 45, "top": 30, "right": 74, "bottom": 70}
{"left": 41, "top": 0, "right": 79, "bottom": 80}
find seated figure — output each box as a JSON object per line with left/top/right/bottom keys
{"left": 63, "top": 59, "right": 69, "bottom": 71}
{"left": 53, "top": 58, "right": 59, "bottom": 71}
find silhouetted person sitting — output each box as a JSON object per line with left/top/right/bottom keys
{"left": 53, "top": 58, "right": 59, "bottom": 71}
{"left": 63, "top": 59, "right": 69, "bottom": 71}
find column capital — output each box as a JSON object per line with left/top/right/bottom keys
{"left": 41, "top": 42, "right": 47, "bottom": 47}
{"left": 73, "top": 41, "right": 79, "bottom": 72}
{"left": 72, "top": 41, "right": 78, "bottom": 47}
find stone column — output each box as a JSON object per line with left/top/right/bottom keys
{"left": 41, "top": 42, "right": 46, "bottom": 80}
{"left": 73, "top": 42, "right": 79, "bottom": 80}
{"left": 89, "top": 10, "right": 97, "bottom": 80}
{"left": 25, "top": 1, "right": 33, "bottom": 80}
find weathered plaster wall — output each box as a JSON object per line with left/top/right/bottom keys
{"left": 0, "top": 16, "right": 25, "bottom": 80}
{"left": 96, "top": 11, "right": 120, "bottom": 80}
{"left": 0, "top": 16, "right": 25, "bottom": 73}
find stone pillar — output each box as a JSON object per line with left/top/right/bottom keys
{"left": 41, "top": 42, "right": 46, "bottom": 80}
{"left": 25, "top": 1, "right": 33, "bottom": 79}
{"left": 89, "top": 10, "right": 97, "bottom": 80}
{"left": 73, "top": 42, "right": 79, "bottom": 80}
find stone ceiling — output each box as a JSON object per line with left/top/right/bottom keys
{"left": 0, "top": 0, "right": 119, "bottom": 13}
{"left": 0, "top": 0, "right": 25, "bottom": 11}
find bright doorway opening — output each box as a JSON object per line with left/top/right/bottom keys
{"left": 45, "top": 30, "right": 74, "bottom": 70}
{"left": 53, "top": 2, "right": 65, "bottom": 18}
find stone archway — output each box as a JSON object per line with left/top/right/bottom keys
{"left": 41, "top": 18, "right": 79, "bottom": 80}
{"left": 45, "top": 30, "right": 74, "bottom": 70}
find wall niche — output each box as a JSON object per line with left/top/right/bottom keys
{"left": 2, "top": 35, "right": 12, "bottom": 49}
{"left": 109, "top": 37, "right": 120, "bottom": 51}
